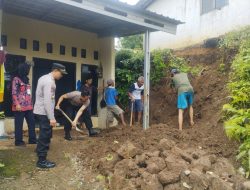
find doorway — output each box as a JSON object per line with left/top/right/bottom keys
{"left": 81, "top": 64, "right": 98, "bottom": 116}
{"left": 32, "top": 58, "right": 76, "bottom": 103}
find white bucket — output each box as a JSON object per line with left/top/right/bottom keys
{"left": 0, "top": 119, "right": 7, "bottom": 137}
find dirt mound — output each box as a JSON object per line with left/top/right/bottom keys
{"left": 76, "top": 46, "right": 244, "bottom": 189}
{"left": 78, "top": 126, "right": 246, "bottom": 190}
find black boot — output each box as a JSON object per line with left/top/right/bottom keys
{"left": 88, "top": 128, "right": 98, "bottom": 137}
{"left": 64, "top": 131, "right": 72, "bottom": 141}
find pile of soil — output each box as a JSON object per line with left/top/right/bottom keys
{"left": 76, "top": 46, "right": 246, "bottom": 189}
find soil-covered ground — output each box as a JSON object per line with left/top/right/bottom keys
{"left": 1, "top": 46, "right": 249, "bottom": 190}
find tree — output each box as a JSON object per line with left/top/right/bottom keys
{"left": 120, "top": 34, "right": 143, "bottom": 50}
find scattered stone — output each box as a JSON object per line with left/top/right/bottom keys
{"left": 141, "top": 172, "right": 163, "bottom": 190}
{"left": 116, "top": 141, "right": 140, "bottom": 159}
{"left": 184, "top": 170, "right": 191, "bottom": 176}
{"left": 158, "top": 168, "right": 181, "bottom": 185}
{"left": 158, "top": 138, "right": 175, "bottom": 151}
{"left": 146, "top": 157, "right": 166, "bottom": 174}
{"left": 182, "top": 182, "right": 192, "bottom": 189}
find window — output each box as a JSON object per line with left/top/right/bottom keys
{"left": 1, "top": 35, "right": 7, "bottom": 46}
{"left": 20, "top": 38, "right": 27, "bottom": 49}
{"left": 60, "top": 45, "right": 65, "bottom": 55}
{"left": 33, "top": 40, "right": 39, "bottom": 51}
{"left": 72, "top": 47, "right": 77, "bottom": 57}
{"left": 81, "top": 49, "right": 86, "bottom": 58}
{"left": 94, "top": 51, "right": 99, "bottom": 60}
{"left": 47, "top": 43, "right": 53, "bottom": 53}
{"left": 201, "top": 0, "right": 228, "bottom": 14}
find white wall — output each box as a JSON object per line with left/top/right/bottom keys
{"left": 148, "top": 0, "right": 250, "bottom": 49}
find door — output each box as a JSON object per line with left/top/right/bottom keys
{"left": 32, "top": 58, "right": 76, "bottom": 104}
{"left": 3, "top": 54, "right": 26, "bottom": 117}
{"left": 81, "top": 64, "right": 98, "bottom": 116}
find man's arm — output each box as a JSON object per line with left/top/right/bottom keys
{"left": 128, "top": 84, "right": 135, "bottom": 101}
{"left": 56, "top": 94, "right": 68, "bottom": 109}
{"left": 72, "top": 104, "right": 87, "bottom": 127}
{"left": 43, "top": 83, "right": 56, "bottom": 127}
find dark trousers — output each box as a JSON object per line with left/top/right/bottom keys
{"left": 14, "top": 110, "right": 36, "bottom": 145}
{"left": 61, "top": 100, "right": 93, "bottom": 135}
{"left": 35, "top": 115, "right": 52, "bottom": 159}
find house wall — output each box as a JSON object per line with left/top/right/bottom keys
{"left": 148, "top": 0, "right": 250, "bottom": 49}
{"left": 1, "top": 13, "right": 115, "bottom": 129}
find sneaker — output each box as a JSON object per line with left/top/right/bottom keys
{"left": 36, "top": 160, "right": 56, "bottom": 169}
{"left": 88, "top": 128, "right": 98, "bottom": 137}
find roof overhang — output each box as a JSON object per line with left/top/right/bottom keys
{"left": 1, "top": 0, "right": 182, "bottom": 37}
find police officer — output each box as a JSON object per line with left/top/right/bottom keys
{"left": 34, "top": 63, "right": 67, "bottom": 169}
{"left": 56, "top": 90, "right": 98, "bottom": 140}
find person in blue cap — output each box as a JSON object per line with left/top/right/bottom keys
{"left": 171, "top": 69, "right": 194, "bottom": 131}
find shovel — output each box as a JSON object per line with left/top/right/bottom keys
{"left": 58, "top": 108, "right": 85, "bottom": 134}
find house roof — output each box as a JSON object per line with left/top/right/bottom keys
{"left": 1, "top": 0, "right": 182, "bottom": 37}
{"left": 136, "top": 0, "right": 155, "bottom": 9}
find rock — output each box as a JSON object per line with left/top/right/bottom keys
{"left": 135, "top": 154, "right": 147, "bottom": 168}
{"left": 192, "top": 156, "right": 212, "bottom": 172}
{"left": 110, "top": 175, "right": 137, "bottom": 190}
{"left": 97, "top": 153, "right": 121, "bottom": 175}
{"left": 145, "top": 150, "right": 160, "bottom": 157}
{"left": 141, "top": 172, "right": 163, "bottom": 190}
{"left": 146, "top": 157, "right": 166, "bottom": 174}
{"left": 165, "top": 155, "right": 188, "bottom": 170}
{"left": 158, "top": 138, "right": 175, "bottom": 151}
{"left": 180, "top": 152, "right": 193, "bottom": 164}
{"left": 184, "top": 170, "right": 191, "bottom": 176}
{"left": 114, "top": 159, "right": 139, "bottom": 179}
{"left": 181, "top": 169, "right": 209, "bottom": 190}
{"left": 164, "top": 183, "right": 182, "bottom": 190}
{"left": 116, "top": 141, "right": 140, "bottom": 159}
{"left": 158, "top": 168, "right": 181, "bottom": 185}
{"left": 210, "top": 177, "right": 233, "bottom": 190}
{"left": 242, "top": 181, "right": 250, "bottom": 190}
{"left": 212, "top": 158, "right": 236, "bottom": 177}
{"left": 192, "top": 152, "right": 199, "bottom": 160}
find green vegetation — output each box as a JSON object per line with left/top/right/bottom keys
{"left": 0, "top": 149, "right": 35, "bottom": 178}
{"left": 221, "top": 27, "right": 250, "bottom": 177}
{"left": 115, "top": 47, "right": 200, "bottom": 108}
{"left": 119, "top": 34, "right": 143, "bottom": 50}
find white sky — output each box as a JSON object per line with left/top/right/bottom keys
{"left": 119, "top": 0, "right": 140, "bottom": 5}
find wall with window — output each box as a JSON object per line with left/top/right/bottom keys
{"left": 0, "top": 13, "right": 115, "bottom": 128}
{"left": 1, "top": 13, "right": 113, "bottom": 83}
{"left": 148, "top": 0, "right": 250, "bottom": 49}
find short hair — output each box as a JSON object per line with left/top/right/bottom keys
{"left": 85, "top": 74, "right": 93, "bottom": 81}
{"left": 81, "top": 90, "right": 90, "bottom": 97}
{"left": 107, "top": 79, "right": 114, "bottom": 85}
{"left": 138, "top": 76, "right": 144, "bottom": 82}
